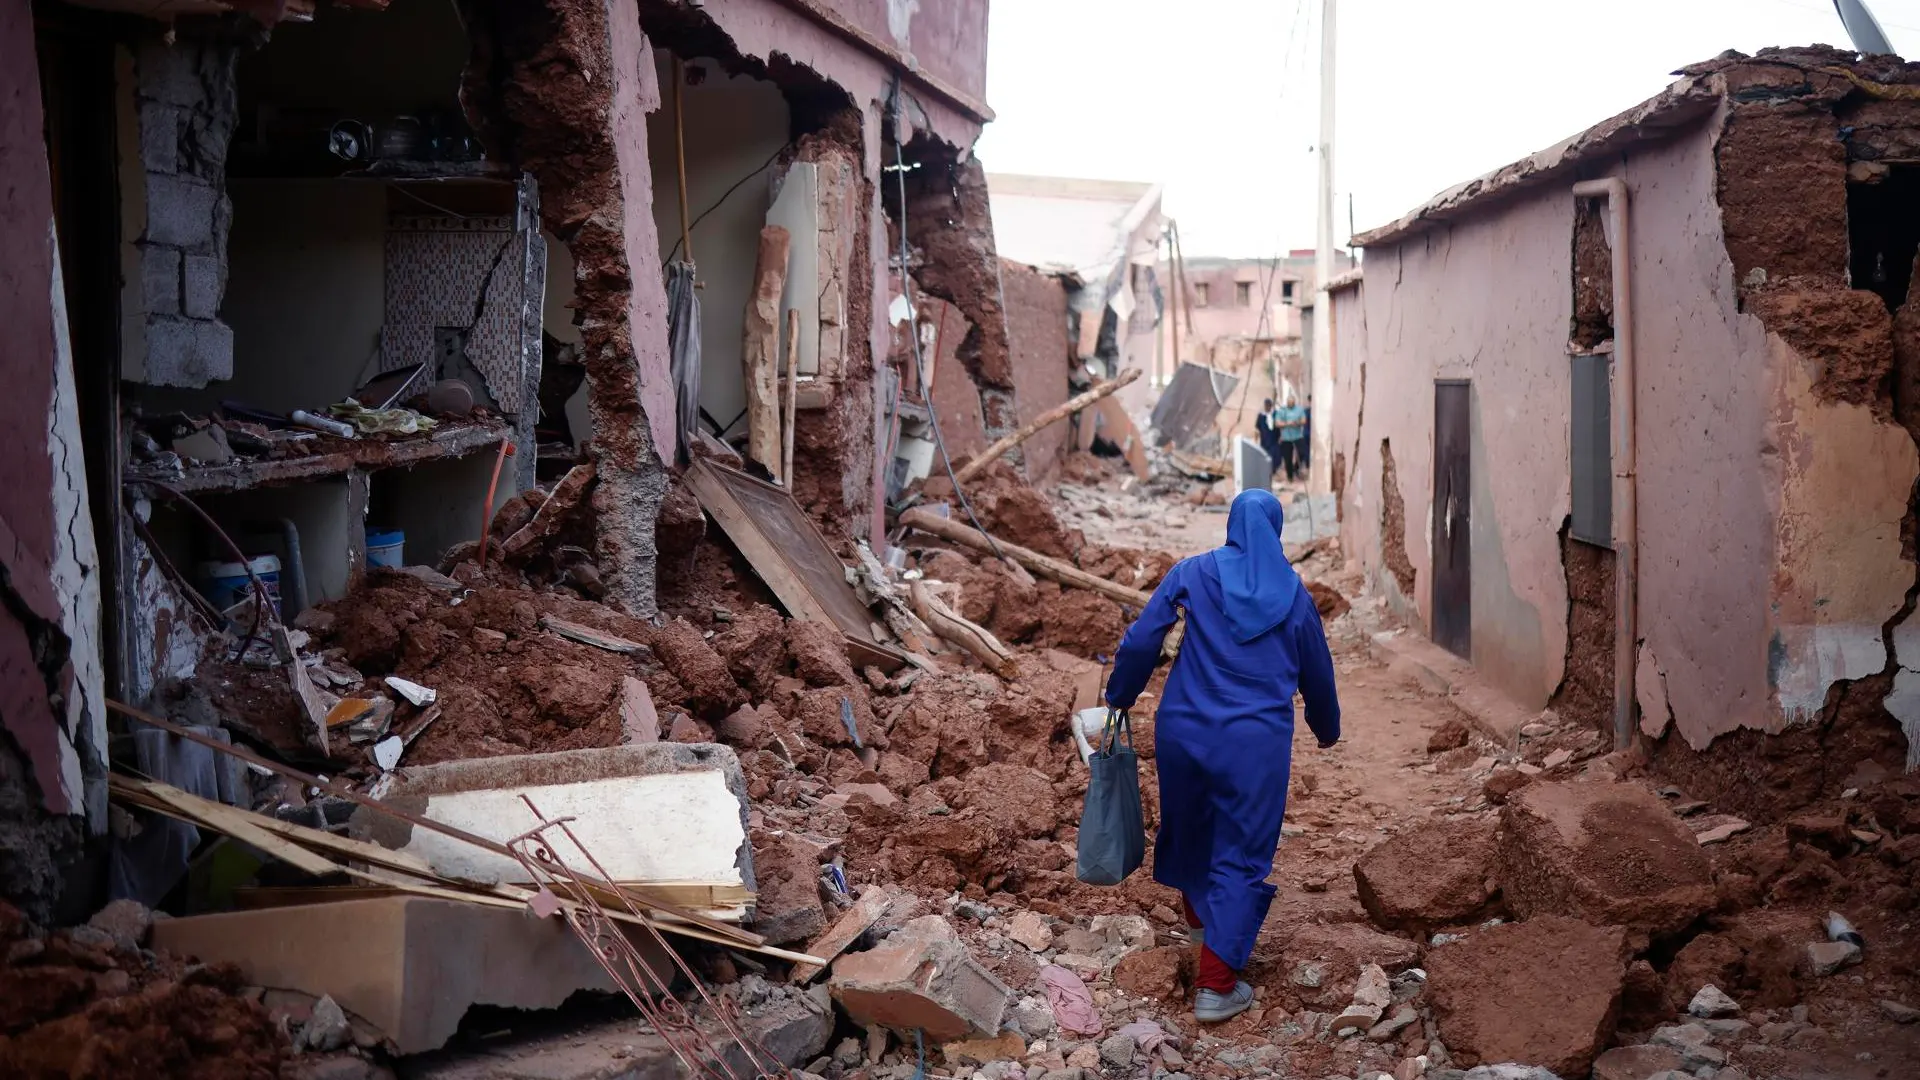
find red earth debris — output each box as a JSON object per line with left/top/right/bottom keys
{"left": 1352, "top": 816, "right": 1501, "bottom": 933}
{"left": 1424, "top": 914, "right": 1630, "bottom": 1078}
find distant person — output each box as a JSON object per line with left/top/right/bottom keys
{"left": 1105, "top": 489, "right": 1341, "bottom": 1023}
{"left": 1299, "top": 402, "right": 1312, "bottom": 473}
{"left": 1254, "top": 398, "right": 1282, "bottom": 482}
{"left": 1274, "top": 395, "right": 1308, "bottom": 482}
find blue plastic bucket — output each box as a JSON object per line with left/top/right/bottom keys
{"left": 199, "top": 555, "right": 281, "bottom": 617}
{"left": 366, "top": 528, "right": 405, "bottom": 568}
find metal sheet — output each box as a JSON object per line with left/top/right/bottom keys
{"left": 1570, "top": 352, "right": 1613, "bottom": 547}
{"left": 1149, "top": 361, "right": 1239, "bottom": 448}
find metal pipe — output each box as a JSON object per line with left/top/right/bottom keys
{"left": 1573, "top": 177, "right": 1637, "bottom": 752}
{"left": 259, "top": 518, "right": 308, "bottom": 619}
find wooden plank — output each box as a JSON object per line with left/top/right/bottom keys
{"left": 951, "top": 369, "right": 1141, "bottom": 487}
{"left": 501, "top": 462, "right": 595, "bottom": 563}
{"left": 112, "top": 776, "right": 342, "bottom": 877}
{"left": 742, "top": 226, "right": 792, "bottom": 479}
{"left": 789, "top": 887, "right": 895, "bottom": 983}
{"left": 106, "top": 700, "right": 766, "bottom": 948}
{"left": 685, "top": 460, "right": 906, "bottom": 671}
{"left": 539, "top": 614, "right": 645, "bottom": 654}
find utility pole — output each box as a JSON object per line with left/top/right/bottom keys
{"left": 1309, "top": 0, "right": 1336, "bottom": 493}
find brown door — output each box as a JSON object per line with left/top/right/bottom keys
{"left": 1432, "top": 381, "right": 1472, "bottom": 658}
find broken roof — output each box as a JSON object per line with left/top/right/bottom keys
{"left": 1350, "top": 73, "right": 1722, "bottom": 249}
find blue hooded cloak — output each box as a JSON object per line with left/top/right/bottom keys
{"left": 1104, "top": 489, "right": 1341, "bottom": 971}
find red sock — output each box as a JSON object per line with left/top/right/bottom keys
{"left": 1195, "top": 944, "right": 1237, "bottom": 993}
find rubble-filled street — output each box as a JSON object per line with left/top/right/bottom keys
{"left": 6, "top": 2, "right": 1920, "bottom": 1080}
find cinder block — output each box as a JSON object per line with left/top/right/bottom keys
{"left": 144, "top": 175, "right": 218, "bottom": 249}
{"left": 140, "top": 245, "right": 181, "bottom": 316}
{"left": 145, "top": 316, "right": 232, "bottom": 387}
{"left": 183, "top": 253, "right": 224, "bottom": 319}
{"left": 139, "top": 103, "right": 180, "bottom": 175}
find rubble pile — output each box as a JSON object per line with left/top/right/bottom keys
{"left": 0, "top": 900, "right": 306, "bottom": 1080}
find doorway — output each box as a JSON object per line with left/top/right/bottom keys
{"left": 1432, "top": 380, "right": 1471, "bottom": 658}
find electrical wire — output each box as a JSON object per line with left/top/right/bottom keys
{"left": 659, "top": 142, "right": 792, "bottom": 268}
{"left": 888, "top": 76, "right": 1006, "bottom": 563}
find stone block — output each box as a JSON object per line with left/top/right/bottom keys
{"left": 183, "top": 253, "right": 225, "bottom": 319}
{"left": 144, "top": 316, "right": 232, "bottom": 387}
{"left": 145, "top": 174, "right": 219, "bottom": 249}
{"left": 1425, "top": 915, "right": 1628, "bottom": 1079}
{"left": 140, "top": 245, "right": 181, "bottom": 315}
{"left": 139, "top": 103, "right": 180, "bottom": 175}
{"left": 1498, "top": 781, "right": 1714, "bottom": 939}
{"left": 1354, "top": 816, "right": 1500, "bottom": 932}
{"left": 830, "top": 915, "right": 1010, "bottom": 1041}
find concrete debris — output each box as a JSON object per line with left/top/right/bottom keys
{"left": 1097, "top": 1032, "right": 1137, "bottom": 1069}
{"left": 86, "top": 899, "right": 155, "bottom": 951}
{"left": 829, "top": 915, "right": 1010, "bottom": 1041}
{"left": 301, "top": 994, "right": 353, "bottom": 1053}
{"left": 1006, "top": 911, "right": 1054, "bottom": 952}
{"left": 1880, "top": 999, "right": 1920, "bottom": 1023}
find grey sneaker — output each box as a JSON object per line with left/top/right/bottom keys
{"left": 1194, "top": 980, "right": 1255, "bottom": 1023}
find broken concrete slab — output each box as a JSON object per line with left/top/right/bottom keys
{"left": 1353, "top": 816, "right": 1500, "bottom": 933}
{"left": 152, "top": 897, "right": 673, "bottom": 1055}
{"left": 829, "top": 915, "right": 1010, "bottom": 1041}
{"left": 1425, "top": 915, "right": 1629, "bottom": 1079}
{"left": 1497, "top": 781, "right": 1714, "bottom": 939}
{"left": 353, "top": 744, "right": 752, "bottom": 915}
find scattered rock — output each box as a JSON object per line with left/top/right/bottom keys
{"left": 1354, "top": 816, "right": 1500, "bottom": 932}
{"left": 1482, "top": 770, "right": 1535, "bottom": 805}
{"left": 942, "top": 1030, "right": 1027, "bottom": 1068}
{"left": 302, "top": 994, "right": 352, "bottom": 1053}
{"left": 86, "top": 900, "right": 154, "bottom": 951}
{"left": 1425, "top": 915, "right": 1627, "bottom": 1079}
{"left": 1879, "top": 999, "right": 1919, "bottom": 1024}
{"left": 1805, "top": 940, "right": 1862, "bottom": 977}
{"left": 1429, "top": 720, "right": 1471, "bottom": 754}
{"left": 1650, "top": 1023, "right": 1726, "bottom": 1069}
{"left": 1687, "top": 984, "right": 1739, "bottom": 1019}
{"left": 1497, "top": 781, "right": 1714, "bottom": 938}
{"left": 1690, "top": 814, "right": 1751, "bottom": 845}
{"left": 1591, "top": 1044, "right": 1685, "bottom": 1080}
{"left": 1279, "top": 922, "right": 1421, "bottom": 1008}
{"left": 1459, "top": 1066, "right": 1563, "bottom": 1080}
{"left": 1007, "top": 912, "right": 1054, "bottom": 953}
{"left": 1065, "top": 1044, "right": 1100, "bottom": 1070}
{"left": 1112, "top": 946, "right": 1186, "bottom": 1001}
{"left": 1097, "top": 1033, "right": 1137, "bottom": 1069}
{"left": 1370, "top": 1007, "right": 1419, "bottom": 1042}
{"left": 1541, "top": 749, "right": 1573, "bottom": 770}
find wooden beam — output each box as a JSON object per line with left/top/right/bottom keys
{"left": 897, "top": 507, "right": 1152, "bottom": 610}
{"left": 951, "top": 369, "right": 1141, "bottom": 488}
{"left": 742, "top": 227, "right": 792, "bottom": 480}
{"left": 908, "top": 580, "right": 1016, "bottom": 679}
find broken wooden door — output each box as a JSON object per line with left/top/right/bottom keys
{"left": 1431, "top": 380, "right": 1472, "bottom": 659}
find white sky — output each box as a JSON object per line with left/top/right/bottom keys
{"left": 975, "top": 0, "right": 1920, "bottom": 258}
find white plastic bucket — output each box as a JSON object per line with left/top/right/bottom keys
{"left": 199, "top": 555, "right": 281, "bottom": 618}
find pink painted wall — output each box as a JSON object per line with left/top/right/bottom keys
{"left": 822, "top": 0, "right": 989, "bottom": 102}
{"left": 1335, "top": 105, "right": 1919, "bottom": 750}
{"left": 610, "top": 4, "right": 681, "bottom": 464}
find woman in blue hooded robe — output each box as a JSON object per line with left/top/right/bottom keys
{"left": 1104, "top": 488, "right": 1340, "bottom": 1021}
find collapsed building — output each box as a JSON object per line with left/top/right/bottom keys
{"left": 1330, "top": 45, "right": 1920, "bottom": 812}
{"left": 3, "top": 0, "right": 1025, "bottom": 923}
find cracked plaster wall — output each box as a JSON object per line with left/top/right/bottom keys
{"left": 1342, "top": 79, "right": 1920, "bottom": 769}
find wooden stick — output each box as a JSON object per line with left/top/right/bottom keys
{"left": 897, "top": 507, "right": 1152, "bottom": 609}
{"left": 742, "top": 226, "right": 791, "bottom": 478}
{"left": 951, "top": 368, "right": 1142, "bottom": 488}
{"left": 909, "top": 580, "right": 1017, "bottom": 679}
{"left": 782, "top": 308, "right": 800, "bottom": 486}
{"left": 673, "top": 57, "right": 693, "bottom": 265}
